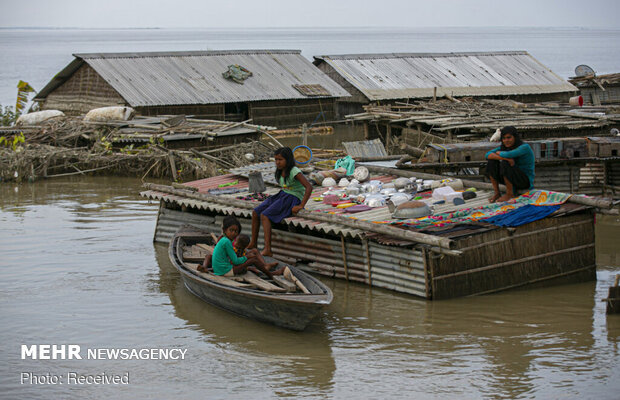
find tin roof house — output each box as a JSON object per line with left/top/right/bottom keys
{"left": 34, "top": 50, "right": 350, "bottom": 128}
{"left": 313, "top": 51, "right": 577, "bottom": 115}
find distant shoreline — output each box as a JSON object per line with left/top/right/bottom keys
{"left": 1, "top": 26, "right": 617, "bottom": 31}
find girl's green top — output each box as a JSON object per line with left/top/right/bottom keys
{"left": 212, "top": 236, "right": 247, "bottom": 276}
{"left": 279, "top": 166, "right": 305, "bottom": 200}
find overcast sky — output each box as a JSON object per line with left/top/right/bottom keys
{"left": 0, "top": 0, "right": 618, "bottom": 28}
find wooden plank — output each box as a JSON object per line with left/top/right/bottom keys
{"left": 272, "top": 275, "right": 297, "bottom": 292}
{"left": 195, "top": 243, "right": 214, "bottom": 253}
{"left": 184, "top": 263, "right": 255, "bottom": 288}
{"left": 183, "top": 252, "right": 207, "bottom": 263}
{"left": 242, "top": 271, "right": 286, "bottom": 292}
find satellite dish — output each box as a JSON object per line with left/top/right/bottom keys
{"left": 574, "top": 64, "right": 595, "bottom": 77}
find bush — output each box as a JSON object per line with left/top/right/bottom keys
{"left": 1, "top": 105, "right": 17, "bottom": 127}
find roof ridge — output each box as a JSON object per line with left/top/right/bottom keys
{"left": 74, "top": 50, "right": 302, "bottom": 59}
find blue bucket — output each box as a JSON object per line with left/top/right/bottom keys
{"left": 293, "top": 145, "right": 312, "bottom": 165}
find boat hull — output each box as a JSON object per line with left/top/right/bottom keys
{"left": 169, "top": 227, "right": 333, "bottom": 331}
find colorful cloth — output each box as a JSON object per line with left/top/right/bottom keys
{"left": 481, "top": 204, "right": 560, "bottom": 227}
{"left": 335, "top": 155, "right": 355, "bottom": 175}
{"left": 390, "top": 190, "right": 571, "bottom": 229}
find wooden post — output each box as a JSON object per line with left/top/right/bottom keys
{"left": 363, "top": 238, "right": 372, "bottom": 286}
{"left": 302, "top": 123, "right": 308, "bottom": 147}
{"left": 363, "top": 121, "right": 369, "bottom": 140}
{"left": 433, "top": 87, "right": 437, "bottom": 102}
{"left": 386, "top": 123, "right": 392, "bottom": 155}
{"left": 341, "top": 236, "right": 349, "bottom": 281}
{"left": 422, "top": 247, "right": 432, "bottom": 299}
{"left": 168, "top": 154, "right": 178, "bottom": 181}
{"left": 606, "top": 274, "right": 620, "bottom": 314}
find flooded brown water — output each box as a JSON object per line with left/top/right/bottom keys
{"left": 1, "top": 177, "right": 619, "bottom": 399}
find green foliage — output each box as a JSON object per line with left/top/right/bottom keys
{"left": 16, "top": 80, "right": 35, "bottom": 117}
{"left": 148, "top": 136, "right": 165, "bottom": 145}
{"left": 99, "top": 137, "right": 113, "bottom": 153}
{"left": 0, "top": 131, "right": 25, "bottom": 151}
{"left": 0, "top": 104, "right": 17, "bottom": 126}
{"left": 120, "top": 144, "right": 135, "bottom": 154}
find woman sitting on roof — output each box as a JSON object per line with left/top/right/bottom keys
{"left": 485, "top": 126, "right": 535, "bottom": 203}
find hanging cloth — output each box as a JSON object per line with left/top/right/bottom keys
{"left": 335, "top": 155, "right": 355, "bottom": 175}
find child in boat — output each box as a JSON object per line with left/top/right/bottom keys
{"left": 208, "top": 216, "right": 279, "bottom": 278}
{"left": 234, "top": 233, "right": 284, "bottom": 276}
{"left": 248, "top": 147, "right": 313, "bottom": 256}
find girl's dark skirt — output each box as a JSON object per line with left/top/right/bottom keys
{"left": 254, "top": 190, "right": 301, "bottom": 223}
{"left": 486, "top": 159, "right": 531, "bottom": 191}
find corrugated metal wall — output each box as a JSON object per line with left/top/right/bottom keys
{"left": 533, "top": 166, "right": 581, "bottom": 193}
{"left": 578, "top": 163, "right": 606, "bottom": 195}
{"left": 580, "top": 86, "right": 620, "bottom": 105}
{"left": 155, "top": 205, "right": 428, "bottom": 298}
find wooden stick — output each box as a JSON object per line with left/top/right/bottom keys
{"left": 45, "top": 164, "right": 115, "bottom": 178}
{"left": 189, "top": 148, "right": 235, "bottom": 169}
{"left": 283, "top": 267, "right": 310, "bottom": 294}
{"left": 400, "top": 143, "right": 425, "bottom": 157}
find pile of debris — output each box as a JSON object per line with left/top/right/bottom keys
{"left": 0, "top": 115, "right": 276, "bottom": 183}
{"left": 346, "top": 98, "right": 619, "bottom": 140}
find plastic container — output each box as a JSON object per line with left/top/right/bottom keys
{"left": 569, "top": 95, "right": 584, "bottom": 107}
{"left": 293, "top": 145, "right": 312, "bottom": 164}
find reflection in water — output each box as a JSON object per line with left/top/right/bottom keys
{"left": 153, "top": 244, "right": 336, "bottom": 395}
{"left": 0, "top": 177, "right": 618, "bottom": 399}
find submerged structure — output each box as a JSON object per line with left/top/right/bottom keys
{"left": 33, "top": 50, "right": 350, "bottom": 128}
{"left": 314, "top": 51, "right": 577, "bottom": 116}
{"left": 142, "top": 162, "right": 612, "bottom": 300}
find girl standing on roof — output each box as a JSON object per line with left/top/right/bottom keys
{"left": 248, "top": 147, "right": 312, "bottom": 256}
{"left": 485, "top": 126, "right": 535, "bottom": 203}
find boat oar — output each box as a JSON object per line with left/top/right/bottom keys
{"left": 283, "top": 267, "right": 310, "bottom": 294}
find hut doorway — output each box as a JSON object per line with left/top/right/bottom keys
{"left": 225, "top": 102, "right": 249, "bottom": 122}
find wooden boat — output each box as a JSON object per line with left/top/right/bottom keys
{"left": 168, "top": 225, "right": 333, "bottom": 330}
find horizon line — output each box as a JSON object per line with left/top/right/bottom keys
{"left": 0, "top": 25, "right": 616, "bottom": 30}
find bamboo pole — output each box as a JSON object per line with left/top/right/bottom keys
{"left": 189, "top": 148, "right": 235, "bottom": 169}
{"left": 143, "top": 183, "right": 456, "bottom": 249}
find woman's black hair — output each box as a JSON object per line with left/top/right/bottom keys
{"left": 222, "top": 215, "right": 241, "bottom": 233}
{"left": 274, "top": 147, "right": 296, "bottom": 183}
{"left": 500, "top": 126, "right": 523, "bottom": 151}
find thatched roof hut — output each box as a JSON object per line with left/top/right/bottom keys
{"left": 33, "top": 50, "right": 350, "bottom": 128}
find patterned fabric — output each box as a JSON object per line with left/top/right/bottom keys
{"left": 388, "top": 190, "right": 572, "bottom": 229}
{"left": 482, "top": 204, "right": 560, "bottom": 227}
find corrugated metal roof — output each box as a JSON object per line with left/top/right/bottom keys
{"left": 36, "top": 50, "right": 350, "bottom": 106}
{"left": 142, "top": 171, "right": 493, "bottom": 240}
{"left": 314, "top": 51, "right": 576, "bottom": 100}
{"left": 342, "top": 139, "right": 387, "bottom": 158}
